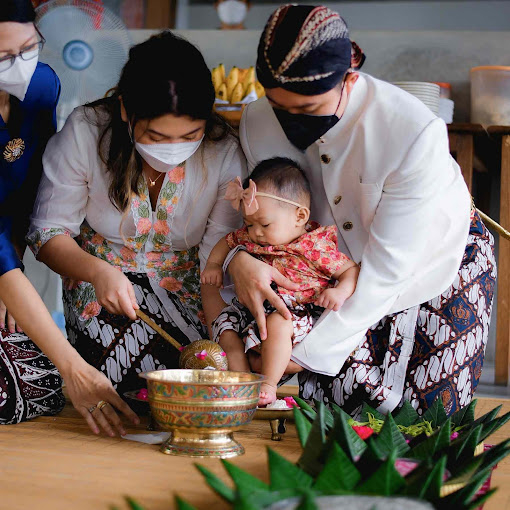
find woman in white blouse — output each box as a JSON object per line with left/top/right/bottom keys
{"left": 28, "top": 31, "right": 246, "bottom": 432}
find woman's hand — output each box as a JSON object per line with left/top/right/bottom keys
{"left": 62, "top": 360, "right": 140, "bottom": 436}
{"left": 0, "top": 298, "right": 22, "bottom": 333}
{"left": 91, "top": 263, "right": 139, "bottom": 320}
{"left": 228, "top": 251, "right": 300, "bottom": 340}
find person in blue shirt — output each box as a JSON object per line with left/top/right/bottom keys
{"left": 0, "top": 0, "right": 138, "bottom": 435}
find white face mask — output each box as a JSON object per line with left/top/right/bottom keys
{"left": 135, "top": 135, "right": 204, "bottom": 173}
{"left": 217, "top": 0, "right": 248, "bottom": 26}
{"left": 0, "top": 55, "right": 38, "bottom": 101}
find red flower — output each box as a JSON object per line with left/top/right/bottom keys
{"left": 160, "top": 276, "right": 183, "bottom": 292}
{"left": 137, "top": 218, "right": 152, "bottom": 235}
{"left": 310, "top": 250, "right": 321, "bottom": 261}
{"left": 352, "top": 425, "right": 375, "bottom": 440}
{"left": 169, "top": 166, "right": 185, "bottom": 183}
{"left": 153, "top": 220, "right": 169, "bottom": 236}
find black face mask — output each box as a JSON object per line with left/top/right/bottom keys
{"left": 272, "top": 80, "right": 346, "bottom": 152}
{"left": 273, "top": 108, "right": 340, "bottom": 151}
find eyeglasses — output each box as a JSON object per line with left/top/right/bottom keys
{"left": 0, "top": 27, "right": 46, "bottom": 73}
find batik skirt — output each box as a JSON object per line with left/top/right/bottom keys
{"left": 0, "top": 330, "right": 65, "bottom": 425}
{"left": 298, "top": 212, "right": 496, "bottom": 418}
{"left": 64, "top": 272, "right": 207, "bottom": 400}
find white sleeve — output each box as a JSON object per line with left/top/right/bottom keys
{"left": 239, "top": 102, "right": 257, "bottom": 172}
{"left": 198, "top": 139, "right": 247, "bottom": 271}
{"left": 291, "top": 118, "right": 460, "bottom": 375}
{"left": 28, "top": 108, "right": 92, "bottom": 255}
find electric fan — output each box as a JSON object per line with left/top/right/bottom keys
{"left": 35, "top": 0, "right": 132, "bottom": 129}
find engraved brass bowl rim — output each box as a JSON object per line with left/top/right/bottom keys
{"left": 139, "top": 369, "right": 265, "bottom": 386}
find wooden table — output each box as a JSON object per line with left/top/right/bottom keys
{"left": 1, "top": 395, "right": 509, "bottom": 510}
{"left": 448, "top": 124, "right": 510, "bottom": 385}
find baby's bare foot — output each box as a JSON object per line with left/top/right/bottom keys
{"left": 258, "top": 383, "right": 277, "bottom": 406}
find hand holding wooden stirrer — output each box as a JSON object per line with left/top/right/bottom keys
{"left": 135, "top": 309, "right": 228, "bottom": 370}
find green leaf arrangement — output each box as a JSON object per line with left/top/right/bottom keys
{"left": 121, "top": 398, "right": 510, "bottom": 510}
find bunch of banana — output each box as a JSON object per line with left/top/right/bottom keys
{"left": 211, "top": 64, "right": 266, "bottom": 103}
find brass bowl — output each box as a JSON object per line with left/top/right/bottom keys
{"left": 139, "top": 369, "right": 264, "bottom": 458}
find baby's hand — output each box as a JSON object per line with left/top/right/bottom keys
{"left": 315, "top": 287, "right": 349, "bottom": 312}
{"left": 201, "top": 263, "right": 224, "bottom": 288}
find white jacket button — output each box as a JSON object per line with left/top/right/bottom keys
{"left": 343, "top": 221, "right": 353, "bottom": 231}
{"left": 334, "top": 195, "right": 342, "bottom": 205}
{"left": 321, "top": 154, "right": 331, "bottom": 164}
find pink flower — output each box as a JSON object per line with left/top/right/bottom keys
{"left": 169, "top": 166, "right": 185, "bottom": 183}
{"left": 301, "top": 239, "right": 314, "bottom": 251}
{"left": 166, "top": 205, "right": 174, "bottom": 214}
{"left": 160, "top": 276, "right": 183, "bottom": 292}
{"left": 120, "top": 247, "right": 136, "bottom": 261}
{"left": 450, "top": 431, "right": 459, "bottom": 440}
{"left": 147, "top": 271, "right": 156, "bottom": 278}
{"left": 283, "top": 396, "right": 298, "bottom": 408}
{"left": 146, "top": 252, "right": 162, "bottom": 261}
{"left": 195, "top": 350, "right": 208, "bottom": 360}
{"left": 137, "top": 218, "right": 152, "bottom": 235}
{"left": 136, "top": 388, "right": 148, "bottom": 401}
{"left": 352, "top": 425, "right": 375, "bottom": 440}
{"left": 106, "top": 252, "right": 115, "bottom": 261}
{"left": 220, "top": 352, "right": 226, "bottom": 357}
{"left": 82, "top": 301, "right": 101, "bottom": 320}
{"left": 132, "top": 199, "right": 140, "bottom": 208}
{"left": 153, "top": 220, "right": 169, "bottom": 236}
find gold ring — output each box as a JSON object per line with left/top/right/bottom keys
{"left": 88, "top": 405, "right": 97, "bottom": 414}
{"left": 97, "top": 400, "right": 109, "bottom": 411}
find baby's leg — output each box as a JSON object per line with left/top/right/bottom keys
{"left": 259, "top": 312, "right": 294, "bottom": 406}
{"left": 219, "top": 330, "right": 250, "bottom": 372}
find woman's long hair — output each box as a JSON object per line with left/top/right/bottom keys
{"left": 85, "top": 30, "right": 232, "bottom": 213}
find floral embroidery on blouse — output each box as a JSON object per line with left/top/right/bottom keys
{"left": 225, "top": 222, "right": 351, "bottom": 304}
{"left": 26, "top": 163, "right": 205, "bottom": 324}
{"left": 27, "top": 227, "right": 71, "bottom": 257}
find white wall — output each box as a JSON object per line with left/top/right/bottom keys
{"left": 188, "top": 1, "right": 510, "bottom": 30}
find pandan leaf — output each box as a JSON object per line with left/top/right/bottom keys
{"left": 237, "top": 488, "right": 306, "bottom": 509}
{"left": 408, "top": 419, "right": 451, "bottom": 460}
{"left": 478, "top": 439, "right": 510, "bottom": 472}
{"left": 125, "top": 497, "right": 146, "bottom": 510}
{"left": 313, "top": 399, "right": 334, "bottom": 430}
{"left": 221, "top": 459, "right": 269, "bottom": 493}
{"left": 356, "top": 451, "right": 406, "bottom": 496}
{"left": 373, "top": 413, "right": 410, "bottom": 458}
{"left": 470, "top": 404, "right": 501, "bottom": 429}
{"left": 329, "top": 406, "right": 367, "bottom": 462}
{"left": 419, "top": 455, "right": 447, "bottom": 500}
{"left": 195, "top": 464, "right": 235, "bottom": 503}
{"left": 479, "top": 411, "right": 510, "bottom": 444}
{"left": 356, "top": 437, "right": 386, "bottom": 477}
{"left": 393, "top": 400, "right": 420, "bottom": 427}
{"left": 294, "top": 396, "right": 316, "bottom": 416}
{"left": 294, "top": 407, "right": 313, "bottom": 447}
{"left": 359, "top": 401, "right": 385, "bottom": 422}
{"left": 298, "top": 403, "right": 328, "bottom": 476}
{"left": 175, "top": 496, "right": 199, "bottom": 510}
{"left": 452, "top": 399, "right": 477, "bottom": 428}
{"left": 268, "top": 448, "right": 313, "bottom": 491}
{"left": 447, "top": 454, "right": 483, "bottom": 481}
{"left": 303, "top": 409, "right": 319, "bottom": 423}
{"left": 296, "top": 490, "right": 319, "bottom": 510}
{"left": 313, "top": 442, "right": 361, "bottom": 492}
{"left": 438, "top": 466, "right": 494, "bottom": 509}
{"left": 422, "top": 397, "right": 448, "bottom": 429}
{"left": 450, "top": 424, "right": 482, "bottom": 468}
{"left": 465, "top": 488, "right": 497, "bottom": 510}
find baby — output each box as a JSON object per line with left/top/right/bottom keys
{"left": 201, "top": 157, "right": 359, "bottom": 406}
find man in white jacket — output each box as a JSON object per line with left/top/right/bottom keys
{"left": 227, "top": 4, "right": 496, "bottom": 416}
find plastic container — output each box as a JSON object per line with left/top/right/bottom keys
{"left": 471, "top": 66, "right": 510, "bottom": 126}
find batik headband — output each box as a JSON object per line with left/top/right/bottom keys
{"left": 225, "top": 177, "right": 309, "bottom": 216}
{"left": 256, "top": 4, "right": 365, "bottom": 96}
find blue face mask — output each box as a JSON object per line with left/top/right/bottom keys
{"left": 272, "top": 79, "right": 346, "bottom": 152}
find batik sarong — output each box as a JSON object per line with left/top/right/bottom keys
{"left": 298, "top": 212, "right": 496, "bottom": 418}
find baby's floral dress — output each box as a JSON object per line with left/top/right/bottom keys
{"left": 212, "top": 222, "right": 352, "bottom": 351}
